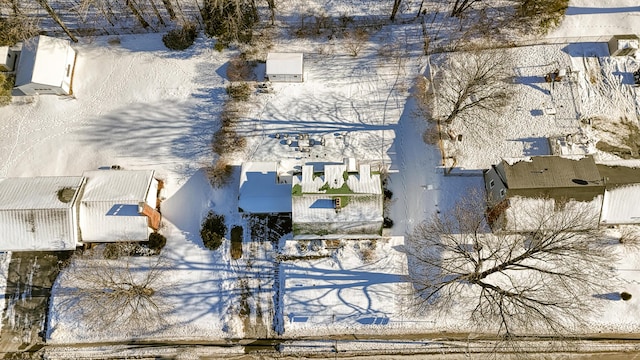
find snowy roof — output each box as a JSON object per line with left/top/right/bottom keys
{"left": 601, "top": 184, "right": 640, "bottom": 225}
{"left": 266, "top": 53, "right": 303, "bottom": 75}
{"left": 79, "top": 170, "right": 155, "bottom": 242}
{"left": 15, "top": 35, "right": 75, "bottom": 88}
{"left": 239, "top": 162, "right": 292, "bottom": 213}
{"left": 292, "top": 194, "right": 383, "bottom": 224}
{"left": 0, "top": 176, "right": 84, "bottom": 251}
{"left": 501, "top": 155, "right": 602, "bottom": 189}
{"left": 81, "top": 169, "right": 154, "bottom": 202}
{"left": 0, "top": 176, "right": 84, "bottom": 210}
{"left": 292, "top": 163, "right": 383, "bottom": 224}
{"left": 295, "top": 164, "right": 382, "bottom": 195}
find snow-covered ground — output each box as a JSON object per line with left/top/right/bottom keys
{"left": 1, "top": 0, "right": 640, "bottom": 348}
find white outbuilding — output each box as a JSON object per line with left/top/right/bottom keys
{"left": 80, "top": 170, "right": 161, "bottom": 243}
{"left": 0, "top": 176, "right": 85, "bottom": 251}
{"left": 14, "top": 35, "right": 77, "bottom": 95}
{"left": 266, "top": 52, "right": 304, "bottom": 82}
{"left": 0, "top": 45, "right": 18, "bottom": 72}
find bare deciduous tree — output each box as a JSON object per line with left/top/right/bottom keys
{"left": 434, "top": 49, "right": 513, "bottom": 131}
{"left": 58, "top": 249, "right": 171, "bottom": 331}
{"left": 265, "top": 0, "right": 275, "bottom": 25}
{"left": 343, "top": 28, "right": 368, "bottom": 57}
{"left": 390, "top": 0, "right": 401, "bottom": 21}
{"left": 0, "top": 15, "right": 40, "bottom": 46}
{"left": 450, "top": 0, "right": 479, "bottom": 17}
{"left": 408, "top": 193, "right": 616, "bottom": 337}
{"left": 35, "top": 0, "right": 78, "bottom": 42}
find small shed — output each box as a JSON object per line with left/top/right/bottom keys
{"left": 14, "top": 35, "right": 77, "bottom": 95}
{"left": 608, "top": 34, "right": 639, "bottom": 57}
{"left": 0, "top": 176, "right": 85, "bottom": 251}
{"left": 0, "top": 46, "right": 18, "bottom": 72}
{"left": 266, "top": 53, "right": 304, "bottom": 82}
{"left": 80, "top": 170, "right": 161, "bottom": 242}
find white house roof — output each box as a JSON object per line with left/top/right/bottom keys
{"left": 239, "top": 162, "right": 292, "bottom": 213}
{"left": 601, "top": 184, "right": 640, "bottom": 224}
{"left": 15, "top": 35, "right": 74, "bottom": 88}
{"left": 266, "top": 53, "right": 303, "bottom": 75}
{"left": 292, "top": 194, "right": 383, "bottom": 224}
{"left": 80, "top": 170, "right": 155, "bottom": 242}
{"left": 296, "top": 164, "right": 382, "bottom": 195}
{"left": 292, "top": 162, "right": 383, "bottom": 225}
{"left": 0, "top": 176, "right": 84, "bottom": 210}
{"left": 81, "top": 170, "right": 154, "bottom": 202}
{"left": 0, "top": 176, "right": 84, "bottom": 251}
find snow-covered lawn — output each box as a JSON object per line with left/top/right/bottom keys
{"left": 1, "top": 0, "right": 640, "bottom": 347}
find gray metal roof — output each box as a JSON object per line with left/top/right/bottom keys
{"left": 502, "top": 156, "right": 602, "bottom": 190}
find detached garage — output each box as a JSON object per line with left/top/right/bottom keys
{"left": 14, "top": 35, "right": 77, "bottom": 96}
{"left": 0, "top": 176, "right": 85, "bottom": 251}
{"left": 266, "top": 52, "right": 304, "bottom": 82}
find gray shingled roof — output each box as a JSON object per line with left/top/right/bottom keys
{"left": 502, "top": 156, "right": 602, "bottom": 189}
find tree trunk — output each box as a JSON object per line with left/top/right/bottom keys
{"left": 451, "top": 0, "right": 476, "bottom": 18}
{"left": 149, "top": 0, "right": 166, "bottom": 26}
{"left": 11, "top": 0, "right": 20, "bottom": 15}
{"left": 265, "top": 0, "right": 275, "bottom": 25}
{"left": 126, "top": 0, "right": 151, "bottom": 28}
{"left": 390, "top": 0, "right": 401, "bottom": 21}
{"left": 161, "top": 0, "right": 176, "bottom": 20}
{"left": 35, "top": 0, "right": 78, "bottom": 42}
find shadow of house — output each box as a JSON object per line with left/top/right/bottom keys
{"left": 14, "top": 35, "right": 77, "bottom": 96}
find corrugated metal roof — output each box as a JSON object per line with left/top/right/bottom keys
{"left": 0, "top": 176, "right": 83, "bottom": 251}
{"left": 0, "top": 209, "right": 78, "bottom": 251}
{"left": 266, "top": 53, "right": 303, "bottom": 75}
{"left": 81, "top": 170, "right": 154, "bottom": 202}
{"left": 503, "top": 156, "right": 602, "bottom": 190}
{"left": 0, "top": 176, "right": 84, "bottom": 210}
{"left": 80, "top": 170, "right": 154, "bottom": 242}
{"left": 295, "top": 163, "right": 382, "bottom": 195}
{"left": 292, "top": 194, "right": 383, "bottom": 223}
{"left": 80, "top": 201, "right": 150, "bottom": 242}
{"left": 601, "top": 184, "right": 640, "bottom": 224}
